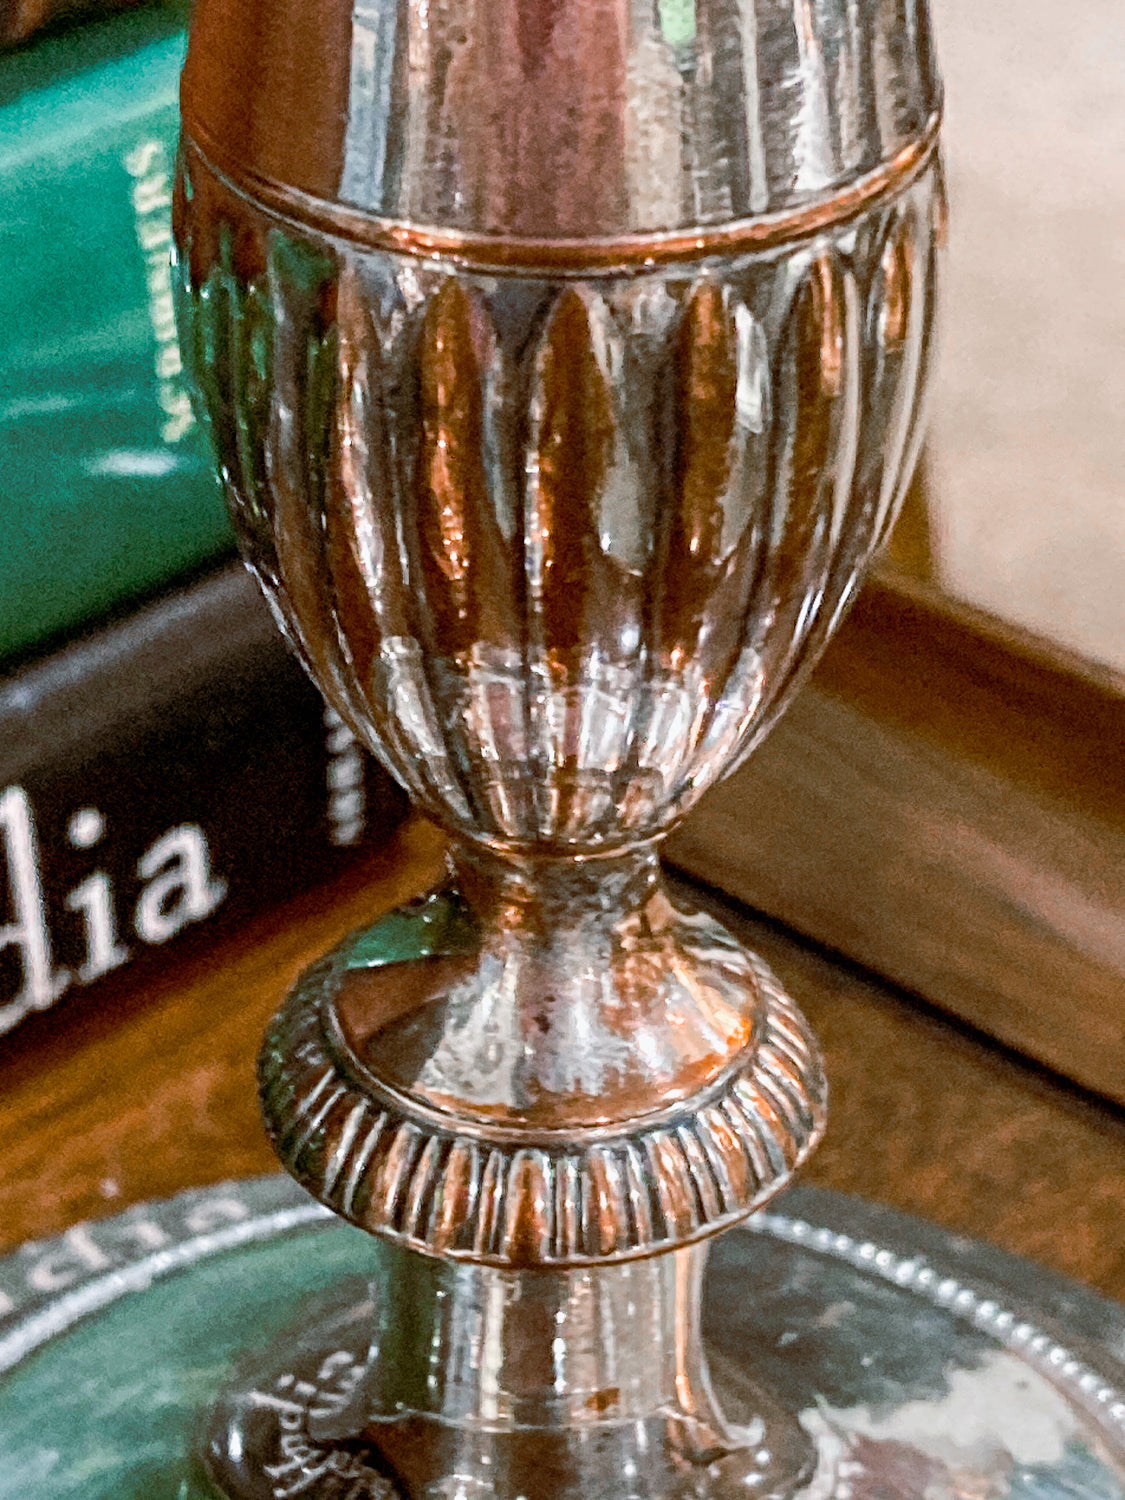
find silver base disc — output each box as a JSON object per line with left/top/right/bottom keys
{"left": 1, "top": 1178, "right": 1122, "bottom": 1499}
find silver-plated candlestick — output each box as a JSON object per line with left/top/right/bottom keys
{"left": 173, "top": 2, "right": 943, "bottom": 1493}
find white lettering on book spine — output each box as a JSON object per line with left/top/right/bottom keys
{"left": 0, "top": 787, "right": 228, "bottom": 1035}
{"left": 123, "top": 137, "right": 195, "bottom": 446}
{"left": 134, "top": 825, "right": 227, "bottom": 944}
{"left": 324, "top": 708, "right": 367, "bottom": 847}
{"left": 64, "top": 807, "right": 129, "bottom": 982}
{"left": 0, "top": 787, "right": 68, "bottom": 1031}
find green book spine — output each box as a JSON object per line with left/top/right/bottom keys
{"left": 0, "top": 2, "right": 234, "bottom": 662}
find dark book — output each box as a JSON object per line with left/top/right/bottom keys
{"left": 0, "top": 562, "right": 409, "bottom": 1040}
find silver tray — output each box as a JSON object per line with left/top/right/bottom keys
{"left": 0, "top": 1177, "right": 1122, "bottom": 1498}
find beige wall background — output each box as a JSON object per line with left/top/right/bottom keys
{"left": 930, "top": 0, "right": 1125, "bottom": 675}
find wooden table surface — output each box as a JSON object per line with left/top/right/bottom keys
{"left": 2, "top": 817, "right": 1122, "bottom": 1302}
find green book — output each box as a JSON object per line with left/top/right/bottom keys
{"left": 0, "top": 2, "right": 234, "bottom": 662}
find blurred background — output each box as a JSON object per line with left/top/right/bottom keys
{"left": 920, "top": 0, "right": 1125, "bottom": 676}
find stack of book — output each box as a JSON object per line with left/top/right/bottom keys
{"left": 0, "top": 1, "right": 408, "bottom": 1042}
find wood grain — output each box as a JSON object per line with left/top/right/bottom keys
{"left": 682, "top": 878, "right": 1125, "bottom": 1302}
{"left": 668, "top": 566, "right": 1125, "bottom": 1106}
{"left": 1, "top": 820, "right": 1121, "bottom": 1305}
{"left": 0, "top": 819, "right": 446, "bottom": 1251}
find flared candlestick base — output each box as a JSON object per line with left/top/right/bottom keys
{"left": 202, "top": 1237, "right": 818, "bottom": 1499}
{"left": 207, "top": 854, "right": 827, "bottom": 1496}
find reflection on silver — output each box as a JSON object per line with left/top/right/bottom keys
{"left": 2, "top": 1178, "right": 1096, "bottom": 1500}
{"left": 259, "top": 879, "right": 825, "bottom": 1264}
{"left": 175, "top": 0, "right": 944, "bottom": 1488}
{"left": 181, "top": 0, "right": 939, "bottom": 240}
{"left": 176, "top": 168, "right": 941, "bottom": 849}
{"left": 4, "top": 1178, "right": 1121, "bottom": 1499}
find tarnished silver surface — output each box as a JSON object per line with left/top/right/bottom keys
{"left": 203, "top": 1197, "right": 1125, "bottom": 1500}
{"left": 205, "top": 1236, "right": 818, "bottom": 1499}
{"left": 5, "top": 1177, "right": 1123, "bottom": 1499}
{"left": 175, "top": 0, "right": 944, "bottom": 1487}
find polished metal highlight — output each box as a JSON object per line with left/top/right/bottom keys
{"left": 8, "top": 1178, "right": 1119, "bottom": 1500}
{"left": 174, "top": 0, "right": 943, "bottom": 1492}
{"left": 195, "top": 1183, "right": 1125, "bottom": 1500}
{"left": 175, "top": 167, "right": 942, "bottom": 851}
{"left": 177, "top": 117, "right": 941, "bottom": 272}
{"left": 179, "top": 0, "right": 940, "bottom": 242}
{"left": 260, "top": 874, "right": 825, "bottom": 1265}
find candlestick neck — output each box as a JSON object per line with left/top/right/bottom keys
{"left": 259, "top": 850, "right": 825, "bottom": 1269}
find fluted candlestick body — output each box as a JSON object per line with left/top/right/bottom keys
{"left": 175, "top": 0, "right": 942, "bottom": 1494}
{"left": 175, "top": 136, "right": 941, "bottom": 853}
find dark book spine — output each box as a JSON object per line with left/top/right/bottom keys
{"left": 0, "top": 563, "right": 409, "bottom": 1040}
